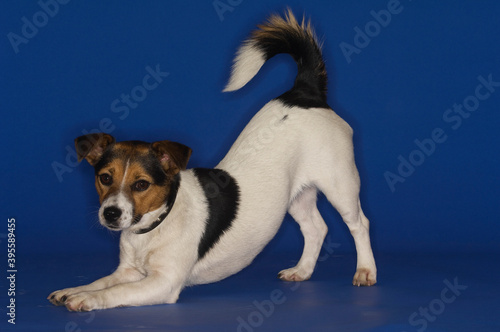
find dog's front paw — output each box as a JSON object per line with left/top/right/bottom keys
{"left": 64, "top": 292, "right": 102, "bottom": 312}
{"left": 278, "top": 266, "right": 312, "bottom": 282}
{"left": 48, "top": 288, "right": 81, "bottom": 306}
{"left": 352, "top": 267, "right": 377, "bottom": 286}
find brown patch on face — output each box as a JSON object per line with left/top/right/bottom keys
{"left": 94, "top": 158, "right": 127, "bottom": 204}
{"left": 122, "top": 161, "right": 169, "bottom": 217}
{"left": 89, "top": 139, "right": 190, "bottom": 228}
{"left": 94, "top": 142, "right": 175, "bottom": 218}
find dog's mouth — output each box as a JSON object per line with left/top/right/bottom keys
{"left": 100, "top": 213, "right": 143, "bottom": 231}
{"left": 105, "top": 224, "right": 121, "bottom": 230}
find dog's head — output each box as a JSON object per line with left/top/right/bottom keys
{"left": 75, "top": 133, "right": 192, "bottom": 232}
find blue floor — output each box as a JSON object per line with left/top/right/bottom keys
{"left": 2, "top": 251, "right": 499, "bottom": 331}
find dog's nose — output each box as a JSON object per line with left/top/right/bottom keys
{"left": 103, "top": 206, "right": 122, "bottom": 224}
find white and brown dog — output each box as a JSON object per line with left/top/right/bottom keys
{"left": 49, "top": 11, "right": 376, "bottom": 312}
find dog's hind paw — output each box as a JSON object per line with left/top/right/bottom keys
{"left": 352, "top": 268, "right": 377, "bottom": 286}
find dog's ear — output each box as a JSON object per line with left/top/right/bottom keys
{"left": 74, "top": 133, "right": 115, "bottom": 165}
{"left": 151, "top": 140, "right": 192, "bottom": 175}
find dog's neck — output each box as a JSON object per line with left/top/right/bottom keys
{"left": 133, "top": 207, "right": 170, "bottom": 234}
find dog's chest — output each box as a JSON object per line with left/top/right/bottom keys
{"left": 121, "top": 232, "right": 159, "bottom": 273}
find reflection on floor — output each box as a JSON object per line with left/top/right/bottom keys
{"left": 4, "top": 251, "right": 499, "bottom": 332}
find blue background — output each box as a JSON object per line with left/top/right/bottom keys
{"left": 2, "top": 1, "right": 500, "bottom": 331}
{"left": 2, "top": 0, "right": 500, "bottom": 272}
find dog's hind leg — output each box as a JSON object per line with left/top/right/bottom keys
{"left": 278, "top": 187, "right": 328, "bottom": 281}
{"left": 317, "top": 167, "right": 377, "bottom": 286}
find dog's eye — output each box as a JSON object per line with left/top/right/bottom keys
{"left": 132, "top": 180, "right": 150, "bottom": 192}
{"left": 99, "top": 173, "right": 113, "bottom": 186}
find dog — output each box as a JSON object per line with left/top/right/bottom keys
{"left": 48, "top": 10, "right": 377, "bottom": 312}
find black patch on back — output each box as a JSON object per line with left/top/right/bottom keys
{"left": 193, "top": 168, "right": 240, "bottom": 260}
{"left": 277, "top": 87, "right": 330, "bottom": 109}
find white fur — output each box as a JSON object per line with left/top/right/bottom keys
{"left": 223, "top": 42, "right": 266, "bottom": 92}
{"left": 191, "top": 101, "right": 376, "bottom": 285}
{"left": 50, "top": 173, "right": 209, "bottom": 309}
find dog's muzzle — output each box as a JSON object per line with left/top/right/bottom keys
{"left": 98, "top": 192, "right": 134, "bottom": 230}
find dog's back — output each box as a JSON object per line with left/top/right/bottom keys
{"left": 189, "top": 10, "right": 365, "bottom": 285}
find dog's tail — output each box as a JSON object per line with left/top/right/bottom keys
{"left": 223, "top": 9, "right": 328, "bottom": 108}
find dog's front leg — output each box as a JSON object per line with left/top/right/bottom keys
{"left": 63, "top": 271, "right": 183, "bottom": 311}
{"left": 48, "top": 265, "right": 144, "bottom": 306}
